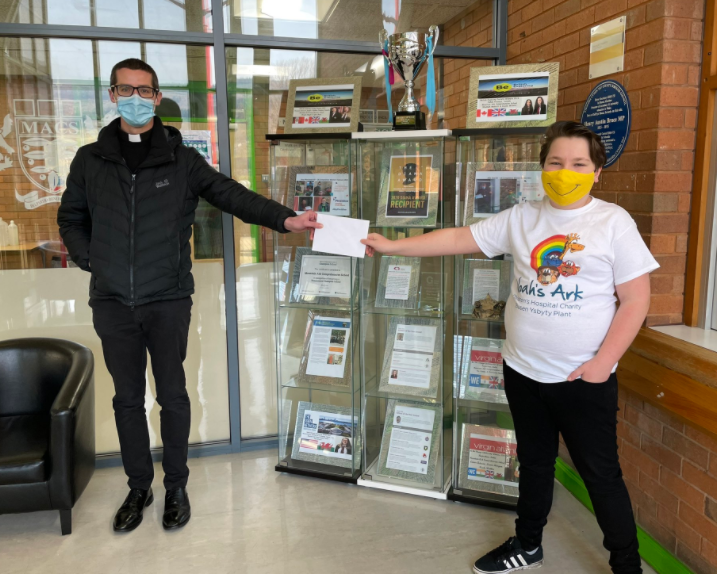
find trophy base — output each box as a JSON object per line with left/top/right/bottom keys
{"left": 393, "top": 111, "right": 426, "bottom": 130}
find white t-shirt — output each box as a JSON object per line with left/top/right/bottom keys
{"left": 469, "top": 197, "right": 659, "bottom": 383}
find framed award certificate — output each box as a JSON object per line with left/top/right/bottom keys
{"left": 461, "top": 259, "right": 512, "bottom": 316}
{"left": 285, "top": 77, "right": 362, "bottom": 134}
{"left": 458, "top": 423, "right": 519, "bottom": 497}
{"left": 464, "top": 162, "right": 542, "bottom": 226}
{"left": 466, "top": 63, "right": 559, "bottom": 129}
{"left": 378, "top": 316, "right": 442, "bottom": 399}
{"left": 291, "top": 401, "right": 360, "bottom": 469}
{"left": 296, "top": 310, "right": 353, "bottom": 388}
{"left": 376, "top": 146, "right": 441, "bottom": 228}
{"left": 377, "top": 400, "right": 442, "bottom": 485}
{"left": 289, "top": 247, "right": 355, "bottom": 306}
{"left": 374, "top": 256, "right": 421, "bottom": 309}
{"left": 287, "top": 166, "right": 353, "bottom": 217}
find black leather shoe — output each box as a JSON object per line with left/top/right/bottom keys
{"left": 113, "top": 487, "right": 153, "bottom": 532}
{"left": 162, "top": 487, "right": 191, "bottom": 530}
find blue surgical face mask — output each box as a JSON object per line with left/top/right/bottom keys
{"left": 116, "top": 94, "right": 155, "bottom": 128}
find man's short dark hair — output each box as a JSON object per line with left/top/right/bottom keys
{"left": 110, "top": 58, "right": 159, "bottom": 90}
{"left": 539, "top": 121, "right": 607, "bottom": 170}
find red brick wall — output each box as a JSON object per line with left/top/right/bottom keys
{"left": 443, "top": 0, "right": 705, "bottom": 327}
{"left": 558, "top": 386, "right": 717, "bottom": 574}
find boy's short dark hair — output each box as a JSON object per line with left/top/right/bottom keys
{"left": 110, "top": 58, "right": 159, "bottom": 90}
{"left": 539, "top": 121, "right": 607, "bottom": 170}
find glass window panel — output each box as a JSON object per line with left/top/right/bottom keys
{"left": 0, "top": 0, "right": 212, "bottom": 31}
{"left": 95, "top": 0, "right": 140, "bottom": 29}
{"left": 227, "top": 0, "right": 493, "bottom": 45}
{"left": 0, "top": 38, "right": 229, "bottom": 453}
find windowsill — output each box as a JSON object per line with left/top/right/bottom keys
{"left": 618, "top": 327, "right": 717, "bottom": 442}
{"left": 649, "top": 324, "right": 717, "bottom": 354}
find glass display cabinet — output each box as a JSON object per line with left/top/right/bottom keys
{"left": 354, "top": 130, "right": 455, "bottom": 499}
{"left": 268, "top": 134, "right": 361, "bottom": 483}
{"left": 450, "top": 127, "right": 545, "bottom": 507}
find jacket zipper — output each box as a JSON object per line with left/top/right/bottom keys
{"left": 130, "top": 173, "right": 136, "bottom": 309}
{"left": 97, "top": 143, "right": 175, "bottom": 307}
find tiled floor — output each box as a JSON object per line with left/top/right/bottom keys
{"left": 0, "top": 450, "right": 656, "bottom": 574}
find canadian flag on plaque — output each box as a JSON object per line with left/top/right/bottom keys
{"left": 476, "top": 108, "right": 507, "bottom": 118}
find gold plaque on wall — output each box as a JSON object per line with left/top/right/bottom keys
{"left": 465, "top": 63, "right": 559, "bottom": 129}
{"left": 285, "top": 77, "right": 363, "bottom": 134}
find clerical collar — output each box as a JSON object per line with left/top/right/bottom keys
{"left": 120, "top": 129, "right": 152, "bottom": 144}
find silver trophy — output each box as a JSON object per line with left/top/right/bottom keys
{"left": 380, "top": 25, "right": 439, "bottom": 129}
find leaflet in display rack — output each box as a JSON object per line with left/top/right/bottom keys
{"left": 458, "top": 424, "right": 519, "bottom": 497}
{"left": 464, "top": 162, "right": 542, "bottom": 226}
{"left": 461, "top": 259, "right": 512, "bottom": 317}
{"left": 459, "top": 337, "right": 507, "bottom": 405}
{"left": 291, "top": 401, "right": 361, "bottom": 469}
{"left": 375, "top": 146, "right": 441, "bottom": 228}
{"left": 296, "top": 309, "right": 353, "bottom": 389}
{"left": 287, "top": 166, "right": 353, "bottom": 217}
{"left": 376, "top": 400, "right": 442, "bottom": 485}
{"left": 378, "top": 316, "right": 442, "bottom": 399}
{"left": 374, "top": 255, "right": 422, "bottom": 310}
{"left": 289, "top": 247, "right": 356, "bottom": 307}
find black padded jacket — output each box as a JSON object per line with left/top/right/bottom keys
{"left": 57, "top": 117, "right": 295, "bottom": 306}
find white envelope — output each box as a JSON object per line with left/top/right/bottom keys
{"left": 312, "top": 213, "right": 370, "bottom": 258}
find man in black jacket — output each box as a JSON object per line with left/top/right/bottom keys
{"left": 57, "top": 58, "right": 319, "bottom": 533}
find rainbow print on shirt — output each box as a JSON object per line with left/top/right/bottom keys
{"left": 530, "top": 233, "right": 585, "bottom": 286}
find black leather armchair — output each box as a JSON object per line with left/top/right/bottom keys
{"left": 0, "top": 338, "right": 95, "bottom": 535}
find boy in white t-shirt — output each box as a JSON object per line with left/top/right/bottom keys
{"left": 362, "top": 121, "right": 658, "bottom": 574}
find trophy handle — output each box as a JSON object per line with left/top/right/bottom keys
{"left": 428, "top": 25, "right": 439, "bottom": 54}
{"left": 379, "top": 29, "right": 389, "bottom": 47}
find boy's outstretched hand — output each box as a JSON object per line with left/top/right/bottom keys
{"left": 361, "top": 233, "right": 394, "bottom": 257}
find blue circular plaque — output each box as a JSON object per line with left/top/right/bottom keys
{"left": 580, "top": 80, "right": 631, "bottom": 168}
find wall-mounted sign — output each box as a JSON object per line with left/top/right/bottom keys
{"left": 181, "top": 130, "right": 213, "bottom": 165}
{"left": 466, "top": 63, "right": 559, "bottom": 129}
{"left": 589, "top": 16, "right": 626, "bottom": 80}
{"left": 284, "top": 77, "right": 362, "bottom": 134}
{"left": 581, "top": 80, "right": 631, "bottom": 169}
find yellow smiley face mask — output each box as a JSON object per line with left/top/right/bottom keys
{"left": 541, "top": 169, "right": 595, "bottom": 206}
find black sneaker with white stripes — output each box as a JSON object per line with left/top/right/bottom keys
{"left": 473, "top": 537, "right": 543, "bottom": 573}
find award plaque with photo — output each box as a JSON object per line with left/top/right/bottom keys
{"left": 458, "top": 424, "right": 519, "bottom": 497}
{"left": 459, "top": 337, "right": 507, "bottom": 404}
{"left": 289, "top": 247, "right": 356, "bottom": 306}
{"left": 296, "top": 310, "right": 353, "bottom": 388}
{"left": 287, "top": 166, "right": 352, "bottom": 217}
{"left": 291, "top": 401, "right": 360, "bottom": 469}
{"left": 285, "top": 77, "right": 362, "bottom": 134}
{"left": 464, "top": 162, "right": 542, "bottom": 226}
{"left": 461, "top": 259, "right": 512, "bottom": 316}
{"left": 375, "top": 256, "right": 422, "bottom": 310}
{"left": 377, "top": 400, "right": 442, "bottom": 484}
{"left": 378, "top": 316, "right": 442, "bottom": 399}
{"left": 376, "top": 147, "right": 441, "bottom": 228}
{"left": 466, "top": 63, "right": 559, "bottom": 129}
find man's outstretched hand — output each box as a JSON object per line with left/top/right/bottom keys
{"left": 284, "top": 211, "right": 323, "bottom": 240}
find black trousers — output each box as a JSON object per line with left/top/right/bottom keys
{"left": 503, "top": 362, "right": 641, "bottom": 574}
{"left": 91, "top": 297, "right": 192, "bottom": 490}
